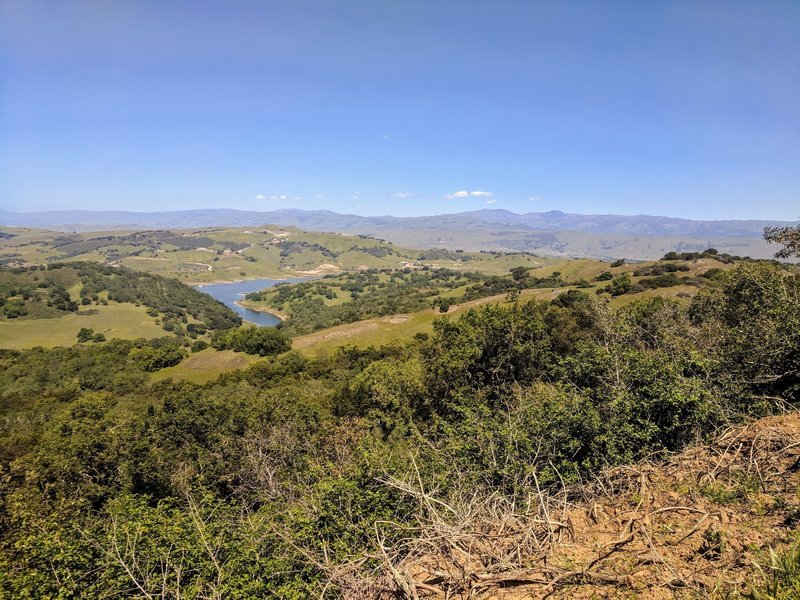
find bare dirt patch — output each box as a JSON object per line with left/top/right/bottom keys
{"left": 294, "top": 263, "right": 342, "bottom": 276}
{"left": 381, "top": 315, "right": 411, "bottom": 324}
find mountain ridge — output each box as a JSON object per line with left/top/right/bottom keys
{"left": 1, "top": 207, "right": 795, "bottom": 237}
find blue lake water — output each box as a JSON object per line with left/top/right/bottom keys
{"left": 195, "top": 278, "right": 305, "bottom": 327}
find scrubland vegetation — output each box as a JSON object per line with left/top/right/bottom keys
{"left": 1, "top": 253, "right": 798, "bottom": 597}
{"left": 241, "top": 248, "right": 769, "bottom": 343}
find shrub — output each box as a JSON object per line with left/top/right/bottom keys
{"left": 212, "top": 326, "right": 291, "bottom": 356}
{"left": 131, "top": 343, "right": 186, "bottom": 371}
{"left": 191, "top": 340, "right": 209, "bottom": 352}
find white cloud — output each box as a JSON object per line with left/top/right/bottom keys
{"left": 444, "top": 190, "right": 494, "bottom": 199}
{"left": 486, "top": 199, "right": 497, "bottom": 205}
{"left": 528, "top": 195, "right": 542, "bottom": 201}
{"left": 392, "top": 192, "right": 413, "bottom": 198}
{"left": 257, "top": 194, "right": 296, "bottom": 201}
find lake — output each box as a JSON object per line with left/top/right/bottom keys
{"left": 195, "top": 278, "right": 305, "bottom": 327}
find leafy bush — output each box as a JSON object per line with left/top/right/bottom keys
{"left": 131, "top": 343, "right": 187, "bottom": 371}
{"left": 212, "top": 326, "right": 291, "bottom": 356}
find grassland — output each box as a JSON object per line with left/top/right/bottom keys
{"left": 150, "top": 348, "right": 261, "bottom": 384}
{"left": 0, "top": 302, "right": 167, "bottom": 349}
{"left": 290, "top": 256, "right": 736, "bottom": 356}
{"left": 289, "top": 288, "right": 560, "bottom": 356}
{"left": 0, "top": 225, "right": 557, "bottom": 283}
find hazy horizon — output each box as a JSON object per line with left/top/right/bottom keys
{"left": 2, "top": 205, "right": 797, "bottom": 227}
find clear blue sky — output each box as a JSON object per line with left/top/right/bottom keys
{"left": 1, "top": 0, "right": 798, "bottom": 220}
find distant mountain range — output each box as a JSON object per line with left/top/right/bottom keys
{"left": 1, "top": 208, "right": 795, "bottom": 260}
{"left": 1, "top": 207, "right": 794, "bottom": 236}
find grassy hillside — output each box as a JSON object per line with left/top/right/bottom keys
{"left": 3, "top": 208, "right": 792, "bottom": 260}
{"left": 244, "top": 252, "right": 747, "bottom": 356}
{"left": 0, "top": 225, "right": 551, "bottom": 283}
{"left": 0, "top": 303, "right": 168, "bottom": 349}
{"left": 0, "top": 227, "right": 783, "bottom": 372}
{"left": 0, "top": 262, "right": 241, "bottom": 349}
{"left": 149, "top": 348, "right": 261, "bottom": 384}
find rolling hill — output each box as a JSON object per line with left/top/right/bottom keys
{"left": 2, "top": 208, "right": 795, "bottom": 259}
{"left": 0, "top": 225, "right": 554, "bottom": 283}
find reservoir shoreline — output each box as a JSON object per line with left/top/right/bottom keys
{"left": 194, "top": 277, "right": 310, "bottom": 327}
{"left": 233, "top": 300, "right": 286, "bottom": 322}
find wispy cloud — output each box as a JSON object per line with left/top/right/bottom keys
{"left": 486, "top": 199, "right": 497, "bottom": 205}
{"left": 444, "top": 190, "right": 494, "bottom": 199}
{"left": 528, "top": 195, "right": 542, "bottom": 202}
{"left": 256, "top": 194, "right": 298, "bottom": 201}
{"left": 392, "top": 192, "right": 414, "bottom": 198}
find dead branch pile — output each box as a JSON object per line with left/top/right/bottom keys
{"left": 332, "top": 413, "right": 800, "bottom": 599}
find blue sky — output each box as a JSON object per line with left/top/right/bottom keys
{"left": 1, "top": 0, "right": 798, "bottom": 220}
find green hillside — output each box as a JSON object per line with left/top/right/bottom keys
{"left": 0, "top": 262, "right": 241, "bottom": 349}
{"left": 0, "top": 225, "right": 550, "bottom": 283}
{"left": 240, "top": 250, "right": 751, "bottom": 352}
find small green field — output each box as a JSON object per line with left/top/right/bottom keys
{"left": 0, "top": 302, "right": 167, "bottom": 349}
{"left": 150, "top": 348, "right": 261, "bottom": 384}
